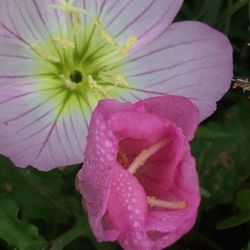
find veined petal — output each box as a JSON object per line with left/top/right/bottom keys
{"left": 0, "top": 0, "right": 65, "bottom": 43}
{"left": 0, "top": 0, "right": 65, "bottom": 87}
{"left": 0, "top": 82, "right": 88, "bottom": 170}
{"left": 146, "top": 153, "right": 200, "bottom": 249}
{"left": 79, "top": 0, "right": 183, "bottom": 48}
{"left": 107, "top": 167, "right": 151, "bottom": 250}
{"left": 77, "top": 105, "right": 120, "bottom": 240}
{"left": 135, "top": 95, "right": 199, "bottom": 140}
{"left": 0, "top": 35, "right": 47, "bottom": 87}
{"left": 122, "top": 21, "right": 233, "bottom": 121}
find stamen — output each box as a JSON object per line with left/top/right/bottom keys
{"left": 128, "top": 138, "right": 168, "bottom": 175}
{"left": 99, "top": 71, "right": 128, "bottom": 87}
{"left": 88, "top": 75, "right": 108, "bottom": 95}
{"left": 31, "top": 44, "right": 60, "bottom": 63}
{"left": 72, "top": 12, "right": 81, "bottom": 32}
{"left": 60, "top": 74, "right": 76, "bottom": 90}
{"left": 52, "top": 36, "right": 75, "bottom": 49}
{"left": 147, "top": 196, "right": 186, "bottom": 210}
{"left": 119, "top": 36, "right": 137, "bottom": 56}
{"left": 49, "top": 0, "right": 90, "bottom": 15}
{"left": 95, "top": 18, "right": 117, "bottom": 47}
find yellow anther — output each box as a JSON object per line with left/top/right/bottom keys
{"left": 119, "top": 36, "right": 137, "bottom": 56}
{"left": 99, "top": 71, "right": 128, "bottom": 87}
{"left": 31, "top": 44, "right": 60, "bottom": 63}
{"left": 113, "top": 74, "right": 128, "bottom": 86}
{"left": 128, "top": 138, "right": 168, "bottom": 175}
{"left": 88, "top": 75, "right": 108, "bottom": 95}
{"left": 60, "top": 74, "right": 76, "bottom": 90}
{"left": 52, "top": 36, "right": 75, "bottom": 49}
{"left": 95, "top": 18, "right": 117, "bottom": 47}
{"left": 73, "top": 12, "right": 81, "bottom": 32}
{"left": 49, "top": 0, "right": 90, "bottom": 15}
{"left": 147, "top": 196, "right": 187, "bottom": 210}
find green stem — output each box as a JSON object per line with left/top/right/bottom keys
{"left": 49, "top": 226, "right": 85, "bottom": 250}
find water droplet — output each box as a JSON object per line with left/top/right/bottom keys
{"left": 133, "top": 221, "right": 140, "bottom": 228}
{"left": 106, "top": 153, "right": 113, "bottom": 161}
{"left": 104, "top": 140, "right": 113, "bottom": 147}
{"left": 128, "top": 205, "right": 133, "bottom": 211}
{"left": 136, "top": 231, "right": 144, "bottom": 240}
{"left": 135, "top": 209, "right": 140, "bottom": 214}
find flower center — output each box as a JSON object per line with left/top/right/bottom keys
{"left": 70, "top": 70, "right": 83, "bottom": 84}
{"left": 117, "top": 138, "right": 187, "bottom": 210}
{"left": 29, "top": 0, "right": 137, "bottom": 118}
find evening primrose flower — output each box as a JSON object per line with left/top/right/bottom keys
{"left": 0, "top": 0, "right": 232, "bottom": 170}
{"left": 77, "top": 96, "right": 200, "bottom": 250}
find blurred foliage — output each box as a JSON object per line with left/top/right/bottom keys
{"left": 0, "top": 0, "right": 249, "bottom": 250}
{"left": 0, "top": 195, "right": 46, "bottom": 250}
{"left": 192, "top": 97, "right": 250, "bottom": 208}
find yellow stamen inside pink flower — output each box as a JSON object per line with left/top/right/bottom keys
{"left": 117, "top": 138, "right": 187, "bottom": 210}
{"left": 127, "top": 138, "right": 168, "bottom": 175}
{"left": 147, "top": 196, "right": 186, "bottom": 210}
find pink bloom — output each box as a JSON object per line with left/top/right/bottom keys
{"left": 77, "top": 95, "right": 200, "bottom": 250}
{"left": 0, "top": 0, "right": 232, "bottom": 170}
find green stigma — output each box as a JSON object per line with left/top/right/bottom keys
{"left": 29, "top": 0, "right": 137, "bottom": 119}
{"left": 70, "top": 70, "right": 83, "bottom": 83}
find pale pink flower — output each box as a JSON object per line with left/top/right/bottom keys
{"left": 0, "top": 0, "right": 232, "bottom": 170}
{"left": 77, "top": 96, "right": 200, "bottom": 250}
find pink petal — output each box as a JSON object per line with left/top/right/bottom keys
{"left": 77, "top": 98, "right": 200, "bottom": 250}
{"left": 106, "top": 167, "right": 152, "bottom": 250}
{"left": 92, "top": 0, "right": 184, "bottom": 49}
{"left": 0, "top": 83, "right": 88, "bottom": 170}
{"left": 0, "top": 0, "right": 65, "bottom": 43}
{"left": 0, "top": 0, "right": 65, "bottom": 87}
{"left": 135, "top": 95, "right": 199, "bottom": 140}
{"left": 77, "top": 103, "right": 120, "bottom": 240}
{"left": 123, "top": 21, "right": 233, "bottom": 121}
{"left": 146, "top": 152, "right": 200, "bottom": 249}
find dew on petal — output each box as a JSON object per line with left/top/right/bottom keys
{"left": 104, "top": 139, "right": 113, "bottom": 147}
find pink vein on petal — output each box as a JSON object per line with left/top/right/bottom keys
{"left": 128, "top": 54, "right": 226, "bottom": 78}
{"left": 116, "top": 0, "right": 156, "bottom": 37}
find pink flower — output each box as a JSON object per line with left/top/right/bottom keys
{"left": 77, "top": 95, "right": 200, "bottom": 250}
{"left": 0, "top": 0, "right": 232, "bottom": 170}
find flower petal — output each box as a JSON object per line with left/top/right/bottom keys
{"left": 77, "top": 102, "right": 120, "bottom": 240}
{"left": 146, "top": 152, "right": 200, "bottom": 249}
{"left": 0, "top": 83, "right": 88, "bottom": 170}
{"left": 0, "top": 0, "right": 66, "bottom": 42}
{"left": 123, "top": 21, "right": 233, "bottom": 121}
{"left": 93, "top": 0, "right": 183, "bottom": 48}
{"left": 0, "top": 0, "right": 66, "bottom": 87}
{"left": 135, "top": 95, "right": 199, "bottom": 140}
{"left": 135, "top": 122, "right": 186, "bottom": 197}
{"left": 106, "top": 167, "right": 152, "bottom": 250}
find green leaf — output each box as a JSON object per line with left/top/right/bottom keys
{"left": 196, "top": 0, "right": 223, "bottom": 26}
{"left": 222, "top": 0, "right": 248, "bottom": 21}
{"left": 0, "top": 194, "right": 46, "bottom": 250}
{"left": 217, "top": 211, "right": 250, "bottom": 229}
{"left": 217, "top": 188, "right": 250, "bottom": 230}
{"left": 242, "top": 241, "right": 250, "bottom": 250}
{"left": 195, "top": 127, "right": 231, "bottom": 140}
{"left": 0, "top": 156, "right": 81, "bottom": 223}
{"left": 50, "top": 226, "right": 85, "bottom": 250}
{"left": 192, "top": 99, "right": 250, "bottom": 207}
{"left": 235, "top": 188, "right": 250, "bottom": 211}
